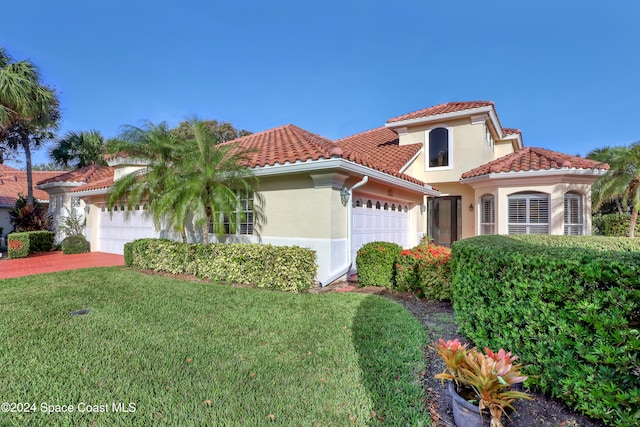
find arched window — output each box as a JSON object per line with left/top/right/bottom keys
{"left": 375, "top": 201, "right": 381, "bottom": 210}
{"left": 383, "top": 202, "right": 389, "bottom": 210}
{"left": 480, "top": 194, "right": 495, "bottom": 235}
{"left": 391, "top": 204, "right": 396, "bottom": 211}
{"left": 427, "top": 127, "right": 451, "bottom": 168}
{"left": 355, "top": 199, "right": 362, "bottom": 207}
{"left": 564, "top": 192, "right": 584, "bottom": 235}
{"left": 508, "top": 192, "right": 549, "bottom": 234}
{"left": 366, "top": 200, "right": 372, "bottom": 208}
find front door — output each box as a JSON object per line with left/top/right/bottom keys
{"left": 427, "top": 196, "right": 461, "bottom": 247}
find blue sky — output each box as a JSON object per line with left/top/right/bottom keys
{"left": 2, "top": 0, "right": 639, "bottom": 167}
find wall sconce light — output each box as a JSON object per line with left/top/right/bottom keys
{"left": 340, "top": 187, "right": 350, "bottom": 206}
{"left": 468, "top": 203, "right": 474, "bottom": 211}
{"left": 420, "top": 203, "right": 427, "bottom": 214}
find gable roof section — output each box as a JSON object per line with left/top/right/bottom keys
{"left": 461, "top": 147, "right": 609, "bottom": 179}
{"left": 36, "top": 165, "right": 115, "bottom": 195}
{"left": 386, "top": 101, "right": 495, "bottom": 124}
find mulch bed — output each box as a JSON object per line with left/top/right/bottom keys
{"left": 329, "top": 284, "right": 607, "bottom": 427}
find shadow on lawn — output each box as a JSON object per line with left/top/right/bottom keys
{"left": 351, "top": 293, "right": 428, "bottom": 425}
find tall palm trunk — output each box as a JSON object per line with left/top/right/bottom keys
{"left": 629, "top": 209, "right": 638, "bottom": 238}
{"left": 22, "top": 134, "right": 34, "bottom": 206}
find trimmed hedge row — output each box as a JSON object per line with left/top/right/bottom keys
{"left": 7, "top": 231, "right": 55, "bottom": 259}
{"left": 124, "top": 239, "right": 317, "bottom": 292}
{"left": 603, "top": 213, "right": 640, "bottom": 237}
{"left": 451, "top": 235, "right": 640, "bottom": 426}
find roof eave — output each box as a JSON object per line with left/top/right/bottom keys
{"left": 36, "top": 182, "right": 84, "bottom": 190}
{"left": 253, "top": 158, "right": 439, "bottom": 196}
{"left": 385, "top": 106, "right": 497, "bottom": 131}
{"left": 460, "top": 168, "right": 609, "bottom": 184}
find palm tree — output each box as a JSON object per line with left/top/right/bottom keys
{"left": 591, "top": 142, "right": 640, "bottom": 237}
{"left": 107, "top": 121, "right": 182, "bottom": 237}
{"left": 588, "top": 146, "right": 626, "bottom": 214}
{"left": 0, "top": 47, "right": 59, "bottom": 206}
{"left": 50, "top": 130, "right": 107, "bottom": 168}
{"left": 161, "top": 119, "right": 264, "bottom": 243}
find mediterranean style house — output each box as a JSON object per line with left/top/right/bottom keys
{"left": 36, "top": 101, "right": 609, "bottom": 284}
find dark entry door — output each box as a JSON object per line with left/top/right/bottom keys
{"left": 427, "top": 196, "right": 462, "bottom": 247}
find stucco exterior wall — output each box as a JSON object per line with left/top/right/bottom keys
{"left": 397, "top": 118, "right": 497, "bottom": 185}
{"left": 469, "top": 177, "right": 594, "bottom": 236}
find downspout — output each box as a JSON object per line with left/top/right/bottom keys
{"left": 321, "top": 176, "right": 369, "bottom": 286}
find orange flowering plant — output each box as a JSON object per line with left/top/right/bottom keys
{"left": 394, "top": 238, "right": 452, "bottom": 299}
{"left": 433, "top": 339, "right": 532, "bottom": 427}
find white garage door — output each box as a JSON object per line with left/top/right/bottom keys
{"left": 97, "top": 206, "right": 158, "bottom": 254}
{"left": 351, "top": 195, "right": 410, "bottom": 269}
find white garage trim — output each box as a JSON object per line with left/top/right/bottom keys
{"left": 97, "top": 204, "right": 159, "bottom": 254}
{"left": 351, "top": 194, "right": 410, "bottom": 273}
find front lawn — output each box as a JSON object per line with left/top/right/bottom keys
{"left": 0, "top": 268, "right": 428, "bottom": 426}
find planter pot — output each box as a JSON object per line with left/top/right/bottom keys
{"left": 448, "top": 382, "right": 490, "bottom": 427}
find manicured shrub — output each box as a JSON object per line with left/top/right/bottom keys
{"left": 7, "top": 231, "right": 54, "bottom": 259}
{"left": 451, "top": 235, "right": 640, "bottom": 426}
{"left": 124, "top": 239, "right": 317, "bottom": 292}
{"left": 603, "top": 213, "right": 640, "bottom": 236}
{"left": 61, "top": 235, "right": 89, "bottom": 254}
{"left": 394, "top": 239, "right": 452, "bottom": 300}
{"left": 355, "top": 241, "right": 402, "bottom": 287}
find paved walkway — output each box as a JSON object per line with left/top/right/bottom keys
{"left": 0, "top": 251, "right": 124, "bottom": 279}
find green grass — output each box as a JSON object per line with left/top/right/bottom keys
{"left": 0, "top": 268, "right": 429, "bottom": 426}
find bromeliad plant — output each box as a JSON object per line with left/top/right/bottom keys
{"left": 433, "top": 339, "right": 532, "bottom": 427}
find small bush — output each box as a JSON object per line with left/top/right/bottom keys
{"left": 62, "top": 235, "right": 89, "bottom": 254}
{"left": 394, "top": 240, "right": 452, "bottom": 300}
{"left": 124, "top": 239, "right": 317, "bottom": 292}
{"left": 7, "top": 231, "right": 54, "bottom": 259}
{"left": 355, "top": 241, "right": 402, "bottom": 287}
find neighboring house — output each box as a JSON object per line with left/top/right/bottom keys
{"left": 0, "top": 164, "right": 63, "bottom": 240}
{"left": 36, "top": 101, "right": 609, "bottom": 285}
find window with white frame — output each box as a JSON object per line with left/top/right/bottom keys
{"left": 508, "top": 192, "right": 550, "bottom": 234}
{"left": 426, "top": 127, "right": 452, "bottom": 169}
{"left": 217, "top": 192, "right": 255, "bottom": 235}
{"left": 480, "top": 194, "right": 495, "bottom": 235}
{"left": 564, "top": 192, "right": 584, "bottom": 235}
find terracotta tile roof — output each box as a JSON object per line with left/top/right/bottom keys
{"left": 71, "top": 174, "right": 115, "bottom": 193}
{"left": 223, "top": 124, "right": 343, "bottom": 167}
{"left": 335, "top": 127, "right": 425, "bottom": 185}
{"left": 37, "top": 165, "right": 114, "bottom": 186}
{"left": 0, "top": 170, "right": 64, "bottom": 205}
{"left": 502, "top": 128, "right": 522, "bottom": 137}
{"left": 461, "top": 147, "right": 610, "bottom": 179}
{"left": 0, "top": 164, "right": 19, "bottom": 174}
{"left": 224, "top": 124, "right": 426, "bottom": 186}
{"left": 386, "top": 101, "right": 495, "bottom": 124}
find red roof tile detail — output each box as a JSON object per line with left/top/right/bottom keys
{"left": 386, "top": 101, "right": 495, "bottom": 124}
{"left": 0, "top": 170, "right": 65, "bottom": 205}
{"left": 502, "top": 128, "right": 522, "bottom": 137}
{"left": 223, "top": 124, "right": 343, "bottom": 167}
{"left": 461, "top": 147, "right": 610, "bottom": 179}
{"left": 37, "top": 165, "right": 114, "bottom": 186}
{"left": 224, "top": 124, "right": 426, "bottom": 186}
{"left": 336, "top": 127, "right": 425, "bottom": 185}
{"left": 71, "top": 174, "right": 116, "bottom": 193}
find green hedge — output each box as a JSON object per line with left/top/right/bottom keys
{"left": 7, "top": 231, "right": 54, "bottom": 259}
{"left": 124, "top": 239, "right": 317, "bottom": 292}
{"left": 61, "top": 235, "right": 89, "bottom": 254}
{"left": 355, "top": 241, "right": 402, "bottom": 287}
{"left": 603, "top": 214, "right": 640, "bottom": 237}
{"left": 451, "top": 235, "right": 640, "bottom": 426}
